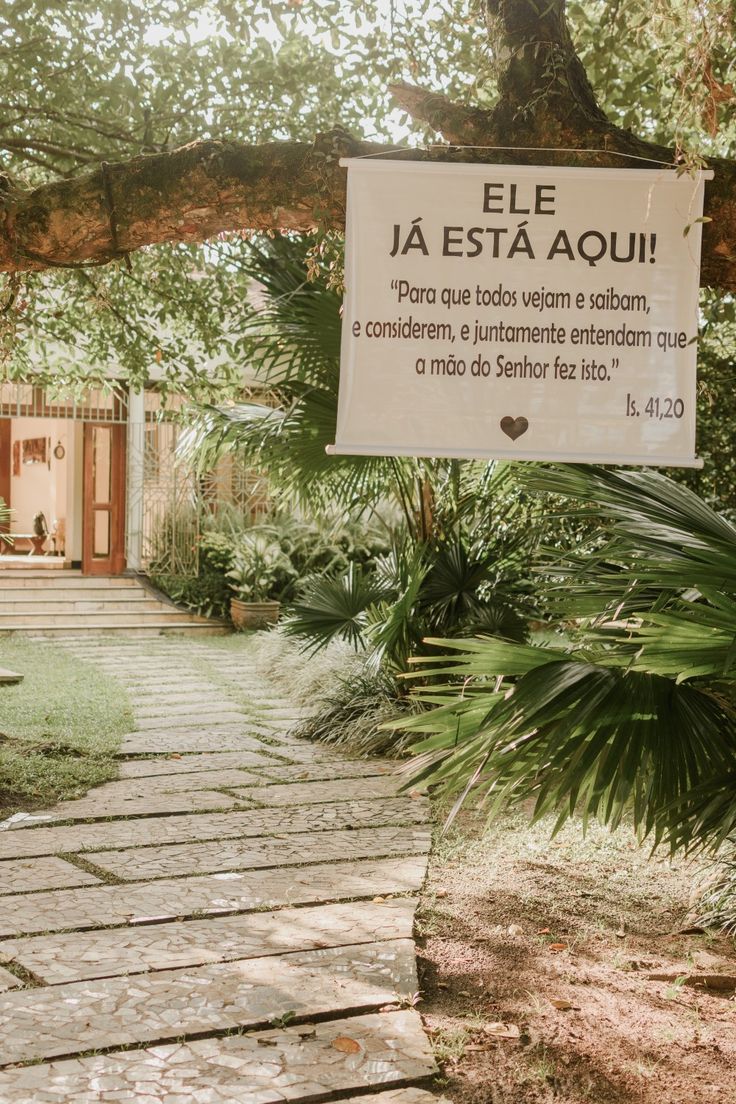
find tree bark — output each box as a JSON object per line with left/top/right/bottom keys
{"left": 1, "top": 0, "right": 735, "bottom": 292}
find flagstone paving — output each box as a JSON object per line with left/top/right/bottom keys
{"left": 0, "top": 797, "right": 429, "bottom": 860}
{"left": 0, "top": 637, "right": 446, "bottom": 1104}
{"left": 0, "top": 899, "right": 417, "bottom": 984}
{"left": 0, "top": 855, "right": 101, "bottom": 894}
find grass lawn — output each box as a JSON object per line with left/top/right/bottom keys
{"left": 0, "top": 639, "right": 133, "bottom": 816}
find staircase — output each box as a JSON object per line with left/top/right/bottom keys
{"left": 0, "top": 570, "right": 230, "bottom": 637}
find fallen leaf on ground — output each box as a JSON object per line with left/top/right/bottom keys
{"left": 332, "top": 1036, "right": 363, "bottom": 1054}
{"left": 537, "top": 927, "right": 551, "bottom": 935}
{"left": 409, "top": 790, "right": 424, "bottom": 799}
{"left": 549, "top": 943, "right": 568, "bottom": 952}
{"left": 483, "top": 1022, "right": 520, "bottom": 1040}
{"left": 435, "top": 888, "right": 448, "bottom": 898}
{"left": 508, "top": 924, "right": 524, "bottom": 937}
{"left": 550, "top": 998, "right": 579, "bottom": 1010}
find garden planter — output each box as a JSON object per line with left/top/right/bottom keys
{"left": 230, "top": 598, "right": 280, "bottom": 630}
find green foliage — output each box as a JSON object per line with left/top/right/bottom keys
{"left": 285, "top": 528, "right": 535, "bottom": 671}
{"left": 395, "top": 465, "right": 736, "bottom": 854}
{"left": 153, "top": 507, "right": 390, "bottom": 620}
{"left": 292, "top": 663, "right": 416, "bottom": 758}
{"left": 0, "top": 1, "right": 485, "bottom": 389}
{"left": 693, "top": 842, "right": 736, "bottom": 934}
{"left": 227, "top": 532, "right": 297, "bottom": 602}
{"left": 285, "top": 563, "right": 390, "bottom": 652}
{"left": 0, "top": 0, "right": 734, "bottom": 412}
{"left": 183, "top": 237, "right": 545, "bottom": 666}
{"left": 569, "top": 1, "right": 736, "bottom": 155}
{"left": 179, "top": 235, "right": 402, "bottom": 513}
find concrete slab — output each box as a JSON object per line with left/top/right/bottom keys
{"left": 0, "top": 899, "right": 417, "bottom": 984}
{"left": 0, "top": 1010, "right": 437, "bottom": 1102}
{"left": 0, "top": 856, "right": 429, "bottom": 937}
{"left": 0, "top": 797, "right": 430, "bottom": 860}
{"left": 0, "top": 940, "right": 418, "bottom": 1064}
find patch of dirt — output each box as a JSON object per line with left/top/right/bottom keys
{"left": 418, "top": 808, "right": 736, "bottom": 1104}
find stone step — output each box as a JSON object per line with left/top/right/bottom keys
{"left": 0, "top": 597, "right": 170, "bottom": 613}
{"left": 0, "top": 856, "right": 428, "bottom": 937}
{"left": 0, "top": 573, "right": 136, "bottom": 587}
{"left": 1, "top": 585, "right": 148, "bottom": 601}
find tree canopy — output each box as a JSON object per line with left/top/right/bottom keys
{"left": 0, "top": 0, "right": 734, "bottom": 391}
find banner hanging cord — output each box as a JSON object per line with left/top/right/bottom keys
{"left": 355, "top": 143, "right": 680, "bottom": 168}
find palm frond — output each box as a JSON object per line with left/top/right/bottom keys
{"left": 281, "top": 564, "right": 387, "bottom": 652}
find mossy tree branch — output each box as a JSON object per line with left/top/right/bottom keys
{"left": 1, "top": 0, "right": 735, "bottom": 291}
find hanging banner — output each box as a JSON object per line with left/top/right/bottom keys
{"left": 329, "top": 161, "right": 712, "bottom": 467}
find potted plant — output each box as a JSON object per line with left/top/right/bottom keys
{"left": 226, "top": 533, "right": 296, "bottom": 629}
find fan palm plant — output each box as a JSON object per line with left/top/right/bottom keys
{"left": 396, "top": 465, "right": 736, "bottom": 855}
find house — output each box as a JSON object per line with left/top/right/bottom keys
{"left": 0, "top": 380, "right": 267, "bottom": 634}
{"left": 0, "top": 381, "right": 267, "bottom": 572}
{"left": 1, "top": 382, "right": 174, "bottom": 575}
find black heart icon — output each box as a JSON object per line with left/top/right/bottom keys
{"left": 500, "top": 416, "right": 529, "bottom": 441}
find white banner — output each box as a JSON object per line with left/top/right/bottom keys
{"left": 330, "top": 160, "right": 712, "bottom": 467}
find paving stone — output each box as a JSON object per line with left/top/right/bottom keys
{"left": 120, "top": 680, "right": 218, "bottom": 688}
{"left": 119, "top": 729, "right": 274, "bottom": 754}
{"left": 0, "top": 856, "right": 428, "bottom": 936}
{"left": 0, "top": 1010, "right": 438, "bottom": 1103}
{"left": 66, "top": 768, "right": 262, "bottom": 801}
{"left": 0, "top": 856, "right": 100, "bottom": 894}
{"left": 259, "top": 760, "right": 397, "bottom": 783}
{"left": 0, "top": 940, "right": 418, "bottom": 1065}
{"left": 235, "top": 775, "right": 406, "bottom": 807}
{"left": 0, "top": 797, "right": 430, "bottom": 859}
{"left": 133, "top": 703, "right": 237, "bottom": 721}
{"left": 268, "top": 741, "right": 360, "bottom": 763}
{"left": 0, "top": 899, "right": 417, "bottom": 983}
{"left": 39, "top": 788, "right": 242, "bottom": 824}
{"left": 85, "top": 825, "right": 432, "bottom": 881}
{"left": 116, "top": 751, "right": 278, "bottom": 778}
{"left": 0, "top": 966, "right": 21, "bottom": 991}
{"left": 134, "top": 711, "right": 250, "bottom": 731}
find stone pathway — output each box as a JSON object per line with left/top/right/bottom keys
{"left": 0, "top": 637, "right": 447, "bottom": 1104}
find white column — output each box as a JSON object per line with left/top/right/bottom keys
{"left": 126, "top": 387, "right": 145, "bottom": 572}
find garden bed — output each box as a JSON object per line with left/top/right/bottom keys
{"left": 418, "top": 809, "right": 736, "bottom": 1104}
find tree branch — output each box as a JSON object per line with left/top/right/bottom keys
{"left": 0, "top": 0, "right": 735, "bottom": 292}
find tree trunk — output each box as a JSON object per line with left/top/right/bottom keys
{"left": 1, "top": 0, "right": 735, "bottom": 292}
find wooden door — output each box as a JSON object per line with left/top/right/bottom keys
{"left": 0, "top": 420, "right": 10, "bottom": 531}
{"left": 82, "top": 423, "right": 126, "bottom": 575}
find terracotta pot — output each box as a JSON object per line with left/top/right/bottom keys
{"left": 230, "top": 598, "right": 280, "bottom": 630}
